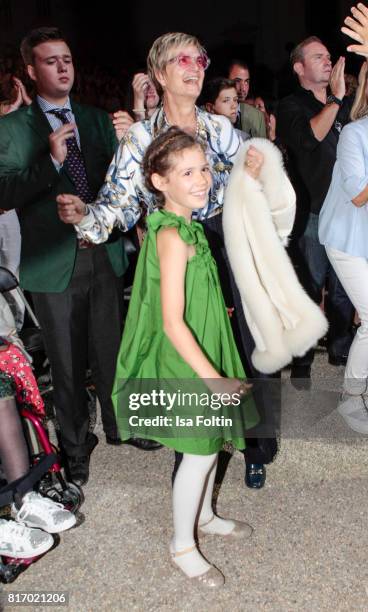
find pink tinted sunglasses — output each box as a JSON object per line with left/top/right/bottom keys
{"left": 166, "top": 53, "right": 211, "bottom": 71}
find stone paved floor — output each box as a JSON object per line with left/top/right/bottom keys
{"left": 1, "top": 351, "right": 367, "bottom": 612}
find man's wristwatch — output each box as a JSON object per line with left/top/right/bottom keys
{"left": 326, "top": 95, "right": 343, "bottom": 107}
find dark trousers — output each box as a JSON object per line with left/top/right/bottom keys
{"left": 32, "top": 246, "right": 124, "bottom": 456}
{"left": 201, "top": 212, "right": 278, "bottom": 465}
{"left": 290, "top": 213, "right": 354, "bottom": 367}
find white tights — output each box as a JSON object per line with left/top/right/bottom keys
{"left": 171, "top": 452, "right": 236, "bottom": 577}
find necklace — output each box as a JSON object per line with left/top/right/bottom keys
{"left": 162, "top": 107, "right": 200, "bottom": 138}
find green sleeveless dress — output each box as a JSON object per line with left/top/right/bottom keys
{"left": 112, "top": 210, "right": 258, "bottom": 455}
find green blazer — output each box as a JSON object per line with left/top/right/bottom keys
{"left": 0, "top": 100, "right": 128, "bottom": 292}
{"left": 240, "top": 103, "right": 267, "bottom": 138}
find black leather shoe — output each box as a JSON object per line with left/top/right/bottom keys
{"left": 68, "top": 455, "right": 90, "bottom": 487}
{"left": 67, "top": 434, "right": 98, "bottom": 486}
{"left": 290, "top": 364, "right": 311, "bottom": 390}
{"left": 106, "top": 435, "right": 123, "bottom": 446}
{"left": 328, "top": 354, "right": 348, "bottom": 366}
{"left": 245, "top": 463, "right": 266, "bottom": 489}
{"left": 124, "top": 438, "right": 163, "bottom": 451}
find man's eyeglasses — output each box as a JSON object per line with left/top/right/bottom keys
{"left": 166, "top": 53, "right": 211, "bottom": 71}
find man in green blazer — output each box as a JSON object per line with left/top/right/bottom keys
{"left": 0, "top": 27, "right": 128, "bottom": 485}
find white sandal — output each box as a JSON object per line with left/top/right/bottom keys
{"left": 170, "top": 544, "right": 225, "bottom": 588}
{"left": 198, "top": 515, "right": 253, "bottom": 539}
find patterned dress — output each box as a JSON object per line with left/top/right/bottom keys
{"left": 0, "top": 338, "right": 44, "bottom": 415}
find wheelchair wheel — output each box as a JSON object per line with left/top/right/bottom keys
{"left": 0, "top": 560, "right": 24, "bottom": 583}
{"left": 42, "top": 481, "right": 84, "bottom": 514}
{"left": 58, "top": 482, "right": 84, "bottom": 513}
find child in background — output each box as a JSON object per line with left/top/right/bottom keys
{"left": 202, "top": 77, "right": 249, "bottom": 141}
{"left": 0, "top": 289, "right": 76, "bottom": 559}
{"left": 0, "top": 337, "right": 76, "bottom": 559}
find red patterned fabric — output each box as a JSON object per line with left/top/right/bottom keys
{"left": 0, "top": 340, "right": 45, "bottom": 416}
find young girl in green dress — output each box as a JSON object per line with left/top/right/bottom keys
{"left": 112, "top": 127, "right": 261, "bottom": 588}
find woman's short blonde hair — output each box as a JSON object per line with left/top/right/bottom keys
{"left": 351, "top": 62, "right": 368, "bottom": 121}
{"left": 147, "top": 32, "right": 206, "bottom": 96}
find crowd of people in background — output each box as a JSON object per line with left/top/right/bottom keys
{"left": 1, "top": 0, "right": 368, "bottom": 588}
{"left": 0, "top": 50, "right": 130, "bottom": 113}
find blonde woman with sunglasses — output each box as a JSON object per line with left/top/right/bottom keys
{"left": 57, "top": 32, "right": 238, "bottom": 232}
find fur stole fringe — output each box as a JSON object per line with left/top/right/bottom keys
{"left": 223, "top": 138, "right": 328, "bottom": 374}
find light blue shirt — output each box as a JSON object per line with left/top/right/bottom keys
{"left": 37, "top": 95, "right": 80, "bottom": 147}
{"left": 319, "top": 116, "right": 368, "bottom": 258}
